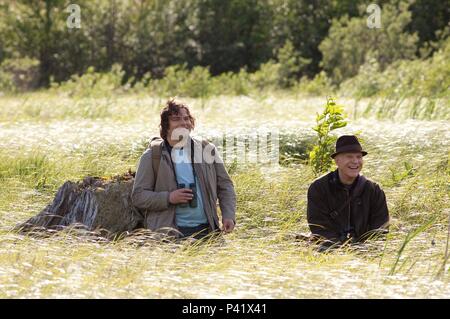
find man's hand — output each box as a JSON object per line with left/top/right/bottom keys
{"left": 222, "top": 218, "right": 235, "bottom": 234}
{"left": 169, "top": 188, "right": 193, "bottom": 204}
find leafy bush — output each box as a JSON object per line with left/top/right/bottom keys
{"left": 179, "top": 66, "right": 212, "bottom": 98}
{"left": 340, "top": 36, "right": 450, "bottom": 101}
{"left": 248, "top": 40, "right": 312, "bottom": 91}
{"left": 339, "top": 57, "right": 382, "bottom": 98}
{"left": 276, "top": 40, "right": 311, "bottom": 88}
{"left": 148, "top": 64, "right": 213, "bottom": 98}
{"left": 249, "top": 61, "right": 280, "bottom": 92}
{"left": 0, "top": 57, "right": 40, "bottom": 93}
{"left": 309, "top": 98, "right": 348, "bottom": 176}
{"left": 53, "top": 64, "right": 126, "bottom": 98}
{"left": 211, "top": 70, "right": 251, "bottom": 96}
{"left": 149, "top": 64, "right": 189, "bottom": 97}
{"left": 297, "top": 71, "right": 335, "bottom": 96}
{"left": 320, "top": 2, "right": 419, "bottom": 84}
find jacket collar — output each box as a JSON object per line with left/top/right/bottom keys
{"left": 163, "top": 136, "right": 206, "bottom": 164}
{"left": 329, "top": 169, "right": 367, "bottom": 197}
{"left": 162, "top": 138, "right": 172, "bottom": 154}
{"left": 162, "top": 137, "right": 191, "bottom": 156}
{"left": 332, "top": 169, "right": 358, "bottom": 187}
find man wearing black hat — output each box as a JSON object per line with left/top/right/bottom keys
{"left": 307, "top": 135, "right": 389, "bottom": 247}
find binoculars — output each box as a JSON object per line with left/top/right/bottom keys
{"left": 177, "top": 183, "right": 198, "bottom": 208}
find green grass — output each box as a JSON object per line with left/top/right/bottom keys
{"left": 0, "top": 92, "right": 449, "bottom": 298}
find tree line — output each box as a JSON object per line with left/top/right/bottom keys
{"left": 0, "top": 0, "right": 448, "bottom": 89}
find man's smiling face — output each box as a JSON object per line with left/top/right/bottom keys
{"left": 334, "top": 152, "right": 364, "bottom": 182}
{"left": 168, "top": 108, "right": 192, "bottom": 133}
{"left": 167, "top": 108, "right": 193, "bottom": 146}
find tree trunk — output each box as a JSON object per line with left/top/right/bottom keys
{"left": 16, "top": 172, "right": 143, "bottom": 236}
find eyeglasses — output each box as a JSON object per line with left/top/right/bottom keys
{"left": 169, "top": 115, "right": 191, "bottom": 122}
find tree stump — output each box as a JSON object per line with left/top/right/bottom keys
{"left": 16, "top": 171, "right": 143, "bottom": 236}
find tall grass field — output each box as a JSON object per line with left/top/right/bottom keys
{"left": 0, "top": 92, "right": 449, "bottom": 298}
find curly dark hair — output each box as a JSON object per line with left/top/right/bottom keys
{"left": 159, "top": 98, "right": 195, "bottom": 140}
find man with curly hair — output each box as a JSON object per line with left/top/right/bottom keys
{"left": 132, "top": 99, "right": 236, "bottom": 239}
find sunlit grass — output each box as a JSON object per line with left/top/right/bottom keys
{"left": 0, "top": 93, "right": 449, "bottom": 298}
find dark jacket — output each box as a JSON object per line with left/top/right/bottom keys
{"left": 307, "top": 170, "right": 389, "bottom": 243}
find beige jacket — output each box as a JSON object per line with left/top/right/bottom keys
{"left": 131, "top": 137, "right": 236, "bottom": 234}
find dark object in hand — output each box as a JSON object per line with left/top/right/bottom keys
{"left": 188, "top": 183, "right": 198, "bottom": 208}
{"left": 177, "top": 183, "right": 198, "bottom": 208}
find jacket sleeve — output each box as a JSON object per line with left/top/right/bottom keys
{"left": 307, "top": 181, "right": 339, "bottom": 241}
{"left": 131, "top": 149, "right": 170, "bottom": 211}
{"left": 214, "top": 147, "right": 237, "bottom": 223}
{"left": 368, "top": 183, "right": 389, "bottom": 232}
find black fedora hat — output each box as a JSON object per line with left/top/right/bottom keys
{"left": 331, "top": 135, "right": 368, "bottom": 158}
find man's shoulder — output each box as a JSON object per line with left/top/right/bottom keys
{"left": 143, "top": 137, "right": 165, "bottom": 156}
{"left": 148, "top": 136, "right": 164, "bottom": 149}
{"left": 140, "top": 148, "right": 153, "bottom": 160}
{"left": 309, "top": 171, "right": 332, "bottom": 191}
{"left": 361, "top": 176, "right": 384, "bottom": 193}
{"left": 313, "top": 171, "right": 333, "bottom": 184}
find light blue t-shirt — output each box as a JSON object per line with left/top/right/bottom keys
{"left": 172, "top": 147, "right": 208, "bottom": 227}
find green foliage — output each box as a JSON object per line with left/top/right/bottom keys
{"left": 339, "top": 58, "right": 382, "bottom": 98}
{"left": 270, "top": 0, "right": 343, "bottom": 77}
{"left": 337, "top": 35, "right": 450, "bottom": 121}
{"left": 279, "top": 133, "right": 315, "bottom": 165}
{"left": 52, "top": 64, "right": 126, "bottom": 98}
{"left": 147, "top": 64, "right": 252, "bottom": 97}
{"left": 195, "top": 0, "right": 274, "bottom": 74}
{"left": 212, "top": 70, "right": 251, "bottom": 96}
{"left": 341, "top": 37, "right": 450, "bottom": 99}
{"left": 0, "top": 0, "right": 448, "bottom": 103}
{"left": 0, "top": 0, "right": 391, "bottom": 90}
{"left": 249, "top": 61, "right": 280, "bottom": 91}
{"left": 150, "top": 64, "right": 212, "bottom": 98}
{"left": 320, "top": 1, "right": 419, "bottom": 84}
{"left": 408, "top": 0, "right": 450, "bottom": 51}
{"left": 180, "top": 66, "right": 212, "bottom": 99}
{"left": 385, "top": 161, "right": 416, "bottom": 187}
{"left": 389, "top": 218, "right": 436, "bottom": 275}
{"left": 0, "top": 152, "right": 56, "bottom": 190}
{"left": 309, "top": 98, "right": 348, "bottom": 175}
{"left": 276, "top": 40, "right": 311, "bottom": 88}
{"left": 0, "top": 57, "right": 40, "bottom": 93}
{"left": 297, "top": 71, "right": 335, "bottom": 96}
